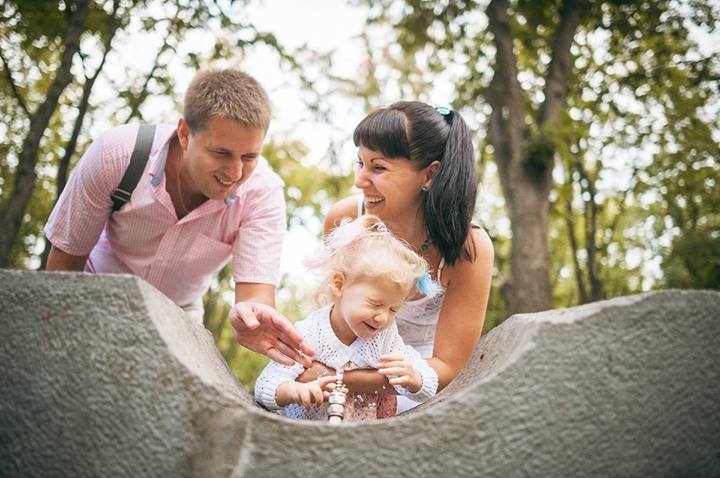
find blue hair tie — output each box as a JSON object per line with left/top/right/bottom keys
{"left": 417, "top": 271, "right": 440, "bottom": 297}
{"left": 435, "top": 106, "right": 453, "bottom": 124}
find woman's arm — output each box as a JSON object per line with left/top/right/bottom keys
{"left": 430, "top": 228, "right": 494, "bottom": 390}
{"left": 323, "top": 197, "right": 359, "bottom": 235}
{"left": 297, "top": 359, "right": 396, "bottom": 394}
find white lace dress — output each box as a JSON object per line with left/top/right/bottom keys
{"left": 254, "top": 306, "right": 438, "bottom": 421}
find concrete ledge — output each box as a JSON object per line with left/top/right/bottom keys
{"left": 1, "top": 270, "right": 718, "bottom": 477}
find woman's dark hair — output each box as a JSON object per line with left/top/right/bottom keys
{"left": 353, "top": 101, "right": 477, "bottom": 265}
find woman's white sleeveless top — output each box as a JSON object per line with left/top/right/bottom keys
{"left": 395, "top": 287, "right": 445, "bottom": 358}
{"left": 357, "top": 195, "right": 444, "bottom": 358}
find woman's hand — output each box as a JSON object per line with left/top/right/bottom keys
{"left": 297, "top": 361, "right": 336, "bottom": 383}
{"left": 378, "top": 354, "right": 422, "bottom": 393}
{"left": 276, "top": 376, "right": 337, "bottom": 410}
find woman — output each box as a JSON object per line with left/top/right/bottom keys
{"left": 302, "top": 101, "right": 493, "bottom": 410}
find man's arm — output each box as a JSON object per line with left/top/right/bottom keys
{"left": 46, "top": 245, "right": 88, "bottom": 272}
{"left": 228, "top": 282, "right": 315, "bottom": 367}
{"left": 234, "top": 282, "right": 276, "bottom": 307}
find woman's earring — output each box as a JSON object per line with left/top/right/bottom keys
{"left": 421, "top": 185, "right": 430, "bottom": 192}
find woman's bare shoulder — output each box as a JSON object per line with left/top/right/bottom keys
{"left": 470, "top": 226, "right": 494, "bottom": 263}
{"left": 445, "top": 227, "right": 494, "bottom": 281}
{"left": 323, "top": 196, "right": 359, "bottom": 234}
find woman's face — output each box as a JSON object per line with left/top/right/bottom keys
{"left": 354, "top": 145, "right": 428, "bottom": 222}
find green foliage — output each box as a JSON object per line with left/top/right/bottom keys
{"left": 662, "top": 228, "right": 720, "bottom": 289}
{"left": 482, "top": 229, "right": 509, "bottom": 332}
{"left": 262, "top": 140, "right": 354, "bottom": 224}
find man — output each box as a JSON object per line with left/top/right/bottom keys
{"left": 45, "top": 69, "right": 313, "bottom": 366}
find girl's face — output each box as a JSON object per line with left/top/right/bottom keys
{"left": 354, "top": 145, "right": 429, "bottom": 223}
{"left": 330, "top": 274, "right": 408, "bottom": 344}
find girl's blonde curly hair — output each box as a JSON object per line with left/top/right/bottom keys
{"left": 312, "top": 215, "right": 430, "bottom": 306}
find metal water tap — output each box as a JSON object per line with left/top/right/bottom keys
{"left": 326, "top": 376, "right": 348, "bottom": 424}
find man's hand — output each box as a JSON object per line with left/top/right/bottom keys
{"left": 228, "top": 301, "right": 315, "bottom": 366}
{"left": 378, "top": 353, "right": 423, "bottom": 393}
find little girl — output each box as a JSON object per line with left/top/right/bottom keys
{"left": 254, "top": 215, "right": 439, "bottom": 421}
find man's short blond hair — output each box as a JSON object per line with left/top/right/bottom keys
{"left": 183, "top": 69, "right": 271, "bottom": 132}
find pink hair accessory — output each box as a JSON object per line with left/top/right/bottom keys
{"left": 304, "top": 219, "right": 365, "bottom": 270}
{"left": 304, "top": 218, "right": 391, "bottom": 270}
{"left": 303, "top": 251, "right": 332, "bottom": 270}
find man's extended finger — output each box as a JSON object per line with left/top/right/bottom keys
{"left": 265, "top": 347, "right": 295, "bottom": 367}
{"left": 271, "top": 331, "right": 314, "bottom": 366}
{"left": 273, "top": 341, "right": 312, "bottom": 368}
{"left": 269, "top": 314, "right": 316, "bottom": 357}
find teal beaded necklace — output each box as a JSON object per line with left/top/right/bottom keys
{"left": 418, "top": 235, "right": 431, "bottom": 254}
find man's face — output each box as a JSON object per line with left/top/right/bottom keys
{"left": 177, "top": 116, "right": 265, "bottom": 200}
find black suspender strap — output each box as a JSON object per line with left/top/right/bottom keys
{"left": 111, "top": 124, "right": 156, "bottom": 212}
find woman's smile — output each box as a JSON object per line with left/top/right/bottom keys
{"left": 364, "top": 195, "right": 385, "bottom": 209}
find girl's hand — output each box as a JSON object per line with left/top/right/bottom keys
{"left": 378, "top": 354, "right": 422, "bottom": 393}
{"left": 283, "top": 375, "right": 338, "bottom": 410}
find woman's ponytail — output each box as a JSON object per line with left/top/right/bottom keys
{"left": 424, "top": 110, "right": 477, "bottom": 265}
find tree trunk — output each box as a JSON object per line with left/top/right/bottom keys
{"left": 564, "top": 195, "right": 589, "bottom": 303}
{"left": 0, "top": 0, "right": 89, "bottom": 267}
{"left": 486, "top": 0, "right": 553, "bottom": 315}
{"left": 486, "top": 0, "right": 585, "bottom": 315}
{"left": 40, "top": 1, "right": 121, "bottom": 270}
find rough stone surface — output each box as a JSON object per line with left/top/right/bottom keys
{"left": 1, "top": 269, "right": 719, "bottom": 477}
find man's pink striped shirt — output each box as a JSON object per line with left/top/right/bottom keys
{"left": 45, "top": 123, "right": 286, "bottom": 309}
